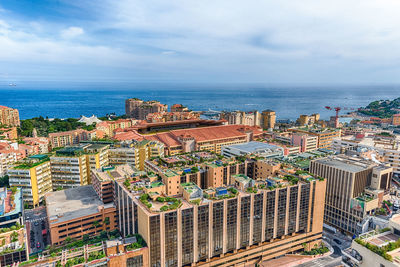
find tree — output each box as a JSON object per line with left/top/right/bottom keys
{"left": 103, "top": 217, "right": 110, "bottom": 225}
{"left": 83, "top": 234, "right": 90, "bottom": 242}
{"left": 0, "top": 175, "right": 9, "bottom": 187}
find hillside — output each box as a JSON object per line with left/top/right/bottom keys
{"left": 358, "top": 97, "right": 400, "bottom": 118}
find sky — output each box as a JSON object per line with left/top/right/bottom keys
{"left": 1, "top": 0, "right": 400, "bottom": 84}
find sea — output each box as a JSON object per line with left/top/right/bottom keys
{"left": 1, "top": 83, "right": 399, "bottom": 121}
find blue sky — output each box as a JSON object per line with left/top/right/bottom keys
{"left": 1, "top": 0, "right": 400, "bottom": 84}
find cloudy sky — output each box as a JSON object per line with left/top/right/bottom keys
{"left": 1, "top": 0, "right": 400, "bottom": 84}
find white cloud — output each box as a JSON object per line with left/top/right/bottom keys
{"left": 2, "top": 0, "right": 400, "bottom": 82}
{"left": 60, "top": 26, "right": 84, "bottom": 39}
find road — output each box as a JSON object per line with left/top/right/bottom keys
{"left": 25, "top": 207, "right": 50, "bottom": 254}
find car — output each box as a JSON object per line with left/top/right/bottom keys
{"left": 36, "top": 242, "right": 41, "bottom": 248}
{"left": 333, "top": 238, "right": 342, "bottom": 245}
{"left": 34, "top": 222, "right": 39, "bottom": 226}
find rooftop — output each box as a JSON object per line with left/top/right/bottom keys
{"left": 224, "top": 141, "right": 283, "bottom": 154}
{"left": 46, "top": 185, "right": 113, "bottom": 224}
{"left": 55, "top": 146, "right": 84, "bottom": 156}
{"left": 313, "top": 156, "right": 375, "bottom": 173}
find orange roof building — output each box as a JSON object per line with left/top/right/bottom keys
{"left": 145, "top": 124, "right": 263, "bottom": 155}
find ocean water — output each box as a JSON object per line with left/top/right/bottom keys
{"left": 0, "top": 83, "right": 399, "bottom": 120}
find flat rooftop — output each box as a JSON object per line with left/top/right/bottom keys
{"left": 224, "top": 141, "right": 282, "bottom": 153}
{"left": 46, "top": 185, "right": 111, "bottom": 224}
{"left": 313, "top": 156, "right": 374, "bottom": 173}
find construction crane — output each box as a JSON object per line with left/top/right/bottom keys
{"left": 325, "top": 106, "right": 355, "bottom": 128}
{"left": 325, "top": 106, "right": 341, "bottom": 128}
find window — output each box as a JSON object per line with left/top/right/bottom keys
{"left": 126, "top": 255, "right": 143, "bottom": 267}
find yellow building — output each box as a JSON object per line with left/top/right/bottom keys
{"left": 83, "top": 144, "right": 110, "bottom": 182}
{"left": 261, "top": 110, "right": 276, "bottom": 130}
{"left": 8, "top": 155, "right": 52, "bottom": 206}
{"left": 134, "top": 140, "right": 164, "bottom": 171}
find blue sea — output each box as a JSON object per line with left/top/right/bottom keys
{"left": 0, "top": 83, "right": 399, "bottom": 120}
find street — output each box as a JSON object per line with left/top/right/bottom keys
{"left": 25, "top": 207, "right": 50, "bottom": 254}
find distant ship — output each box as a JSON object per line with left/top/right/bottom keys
{"left": 8, "top": 83, "right": 16, "bottom": 87}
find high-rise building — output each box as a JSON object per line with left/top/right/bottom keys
{"left": 297, "top": 113, "right": 320, "bottom": 127}
{"left": 115, "top": 172, "right": 326, "bottom": 266}
{"left": 125, "top": 98, "right": 168, "bottom": 120}
{"left": 310, "top": 155, "right": 393, "bottom": 234}
{"left": 50, "top": 147, "right": 89, "bottom": 190}
{"left": 8, "top": 155, "right": 52, "bottom": 206}
{"left": 220, "top": 110, "right": 261, "bottom": 127}
{"left": 0, "top": 106, "right": 20, "bottom": 127}
{"left": 261, "top": 110, "right": 276, "bottom": 130}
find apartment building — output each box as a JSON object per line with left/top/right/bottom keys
{"left": 8, "top": 155, "right": 52, "bottom": 206}
{"left": 220, "top": 111, "right": 261, "bottom": 127}
{"left": 125, "top": 98, "right": 168, "bottom": 120}
{"left": 310, "top": 155, "right": 393, "bottom": 234}
{"left": 46, "top": 185, "right": 117, "bottom": 245}
{"left": 261, "top": 110, "right": 276, "bottom": 130}
{"left": 290, "top": 127, "right": 341, "bottom": 149}
{"left": 0, "top": 152, "right": 17, "bottom": 177}
{"left": 50, "top": 147, "right": 89, "bottom": 190}
{"left": 0, "top": 106, "right": 20, "bottom": 127}
{"left": 146, "top": 112, "right": 200, "bottom": 123}
{"left": 109, "top": 147, "right": 136, "bottom": 166}
{"left": 0, "top": 127, "right": 18, "bottom": 140}
{"left": 83, "top": 144, "right": 110, "bottom": 179}
{"left": 49, "top": 129, "right": 91, "bottom": 148}
{"left": 96, "top": 119, "right": 136, "bottom": 137}
{"left": 297, "top": 113, "right": 320, "bottom": 127}
{"left": 109, "top": 140, "right": 164, "bottom": 170}
{"left": 115, "top": 172, "right": 326, "bottom": 267}
{"left": 291, "top": 133, "right": 318, "bottom": 153}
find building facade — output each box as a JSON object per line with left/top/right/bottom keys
{"left": 310, "top": 155, "right": 392, "bottom": 234}
{"left": 46, "top": 185, "right": 117, "bottom": 245}
{"left": 0, "top": 106, "right": 20, "bottom": 127}
{"left": 50, "top": 147, "right": 89, "bottom": 190}
{"left": 261, "top": 110, "right": 276, "bottom": 130}
{"left": 125, "top": 98, "right": 168, "bottom": 120}
{"left": 8, "top": 155, "right": 52, "bottom": 206}
{"left": 115, "top": 177, "right": 326, "bottom": 267}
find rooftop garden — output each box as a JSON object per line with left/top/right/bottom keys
{"left": 46, "top": 229, "right": 120, "bottom": 255}
{"left": 157, "top": 196, "right": 182, "bottom": 211}
{"left": 125, "top": 234, "right": 147, "bottom": 251}
{"left": 14, "top": 157, "right": 49, "bottom": 169}
{"left": 283, "top": 175, "right": 299, "bottom": 185}
{"left": 355, "top": 230, "right": 399, "bottom": 262}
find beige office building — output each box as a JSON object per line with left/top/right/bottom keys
{"left": 310, "top": 155, "right": 392, "bottom": 234}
